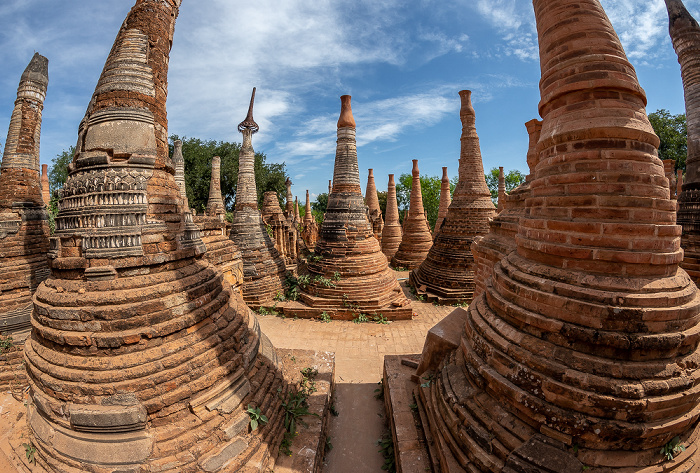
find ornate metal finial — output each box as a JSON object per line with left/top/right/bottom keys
{"left": 238, "top": 87, "right": 259, "bottom": 134}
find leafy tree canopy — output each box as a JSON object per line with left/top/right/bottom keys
{"left": 170, "top": 135, "right": 288, "bottom": 213}
{"left": 485, "top": 167, "right": 526, "bottom": 205}
{"left": 49, "top": 145, "right": 75, "bottom": 195}
{"left": 395, "top": 173, "right": 457, "bottom": 231}
{"left": 648, "top": 109, "right": 687, "bottom": 171}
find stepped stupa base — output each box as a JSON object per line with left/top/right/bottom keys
{"left": 259, "top": 299, "right": 413, "bottom": 321}
{"left": 408, "top": 271, "right": 473, "bottom": 305}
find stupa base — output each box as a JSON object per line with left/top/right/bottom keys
{"left": 408, "top": 271, "right": 474, "bottom": 306}
{"left": 258, "top": 299, "right": 413, "bottom": 321}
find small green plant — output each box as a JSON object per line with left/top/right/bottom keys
{"left": 290, "top": 356, "right": 296, "bottom": 362}
{"left": 416, "top": 294, "right": 425, "bottom": 302}
{"left": 309, "top": 254, "right": 323, "bottom": 262}
{"left": 265, "top": 223, "right": 273, "bottom": 238}
{"left": 274, "top": 291, "right": 286, "bottom": 301}
{"left": 420, "top": 374, "right": 434, "bottom": 388}
{"left": 409, "top": 403, "right": 418, "bottom": 412}
{"left": 320, "top": 311, "right": 332, "bottom": 323}
{"left": 257, "top": 306, "right": 270, "bottom": 316}
{"left": 246, "top": 405, "right": 268, "bottom": 431}
{"left": 332, "top": 271, "right": 341, "bottom": 282}
{"left": 280, "top": 433, "right": 294, "bottom": 456}
{"left": 284, "top": 272, "right": 302, "bottom": 301}
{"left": 297, "top": 274, "right": 310, "bottom": 288}
{"left": 581, "top": 466, "right": 590, "bottom": 471}
{"left": 373, "top": 314, "right": 389, "bottom": 325}
{"left": 353, "top": 313, "right": 369, "bottom": 324}
{"left": 377, "top": 435, "right": 396, "bottom": 473}
{"left": 325, "top": 436, "right": 333, "bottom": 453}
{"left": 374, "top": 380, "right": 384, "bottom": 400}
{"left": 22, "top": 442, "right": 36, "bottom": 465}
{"left": 312, "top": 275, "right": 336, "bottom": 288}
{"left": 0, "top": 333, "right": 13, "bottom": 354}
{"left": 330, "top": 403, "right": 339, "bottom": 416}
{"left": 660, "top": 436, "right": 685, "bottom": 461}
{"left": 453, "top": 301, "right": 468, "bottom": 307}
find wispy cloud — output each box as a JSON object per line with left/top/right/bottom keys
{"left": 601, "top": 0, "right": 668, "bottom": 62}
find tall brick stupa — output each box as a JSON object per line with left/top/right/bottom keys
{"left": 298, "top": 96, "right": 411, "bottom": 319}
{"left": 365, "top": 168, "right": 383, "bottom": 242}
{"left": 24, "top": 2, "right": 289, "bottom": 470}
{"left": 391, "top": 159, "right": 433, "bottom": 269}
{"left": 411, "top": 0, "right": 700, "bottom": 470}
{"left": 667, "top": 0, "right": 700, "bottom": 284}
{"left": 410, "top": 90, "right": 496, "bottom": 304}
{"left": 381, "top": 174, "right": 402, "bottom": 261}
{"left": 0, "top": 53, "right": 51, "bottom": 390}
{"left": 229, "top": 88, "right": 287, "bottom": 307}
{"left": 432, "top": 166, "right": 451, "bottom": 238}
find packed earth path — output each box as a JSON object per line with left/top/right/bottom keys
{"left": 257, "top": 271, "right": 454, "bottom": 473}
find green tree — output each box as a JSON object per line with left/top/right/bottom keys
{"left": 170, "top": 135, "right": 288, "bottom": 213}
{"left": 49, "top": 146, "right": 75, "bottom": 195}
{"left": 395, "top": 173, "right": 457, "bottom": 231}
{"left": 311, "top": 193, "right": 328, "bottom": 224}
{"left": 485, "top": 168, "right": 526, "bottom": 206}
{"left": 648, "top": 109, "right": 687, "bottom": 171}
{"left": 377, "top": 190, "right": 387, "bottom": 219}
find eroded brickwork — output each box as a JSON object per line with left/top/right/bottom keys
{"left": 41, "top": 164, "right": 50, "bottom": 205}
{"left": 391, "top": 160, "right": 433, "bottom": 269}
{"left": 381, "top": 174, "right": 402, "bottom": 261}
{"left": 229, "top": 88, "right": 287, "bottom": 307}
{"left": 0, "top": 53, "right": 50, "bottom": 391}
{"left": 206, "top": 155, "right": 226, "bottom": 217}
{"left": 432, "top": 167, "right": 451, "bottom": 238}
{"left": 261, "top": 191, "right": 298, "bottom": 267}
{"left": 410, "top": 91, "right": 496, "bottom": 304}
{"left": 25, "top": 3, "right": 288, "bottom": 471}
{"left": 301, "top": 189, "right": 319, "bottom": 249}
{"left": 298, "top": 96, "right": 411, "bottom": 319}
{"left": 365, "top": 168, "right": 383, "bottom": 242}
{"left": 415, "top": 0, "right": 700, "bottom": 470}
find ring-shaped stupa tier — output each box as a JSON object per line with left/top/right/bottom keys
{"left": 667, "top": 0, "right": 700, "bottom": 285}
{"left": 381, "top": 174, "right": 402, "bottom": 261}
{"left": 24, "top": 2, "right": 289, "bottom": 471}
{"left": 413, "top": 0, "right": 700, "bottom": 470}
{"left": 410, "top": 91, "right": 496, "bottom": 304}
{"left": 228, "top": 88, "right": 287, "bottom": 308}
{"left": 0, "top": 53, "right": 51, "bottom": 390}
{"left": 391, "top": 159, "right": 433, "bottom": 270}
{"left": 296, "top": 95, "right": 412, "bottom": 320}
{"left": 471, "top": 118, "right": 541, "bottom": 300}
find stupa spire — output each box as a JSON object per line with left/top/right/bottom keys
{"left": 206, "top": 155, "right": 225, "bottom": 217}
{"left": 365, "top": 168, "right": 383, "bottom": 241}
{"left": 381, "top": 173, "right": 402, "bottom": 261}
{"left": 432, "top": 166, "right": 451, "bottom": 238}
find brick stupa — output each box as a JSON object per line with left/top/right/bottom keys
{"left": 261, "top": 191, "right": 297, "bottom": 267}
{"left": 432, "top": 166, "right": 451, "bottom": 238}
{"left": 41, "top": 163, "right": 50, "bottom": 205}
{"left": 206, "top": 155, "right": 226, "bottom": 216}
{"left": 410, "top": 91, "right": 496, "bottom": 304}
{"left": 381, "top": 173, "right": 402, "bottom": 261}
{"left": 0, "top": 53, "right": 51, "bottom": 390}
{"left": 667, "top": 0, "right": 700, "bottom": 284}
{"left": 391, "top": 159, "right": 433, "bottom": 269}
{"left": 24, "top": 3, "right": 289, "bottom": 470}
{"left": 411, "top": 0, "right": 700, "bottom": 470}
{"left": 297, "top": 96, "right": 411, "bottom": 319}
{"left": 497, "top": 166, "right": 507, "bottom": 212}
{"left": 229, "top": 88, "right": 287, "bottom": 307}
{"left": 365, "top": 168, "right": 383, "bottom": 242}
{"left": 301, "top": 189, "right": 318, "bottom": 249}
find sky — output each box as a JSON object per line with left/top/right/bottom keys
{"left": 0, "top": 0, "right": 697, "bottom": 201}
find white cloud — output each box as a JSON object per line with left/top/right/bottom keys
{"left": 601, "top": 0, "right": 668, "bottom": 61}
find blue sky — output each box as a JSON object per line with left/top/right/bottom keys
{"left": 0, "top": 0, "right": 696, "bottom": 200}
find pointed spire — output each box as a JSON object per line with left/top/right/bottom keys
{"left": 328, "top": 179, "right": 332, "bottom": 195}
{"left": 41, "top": 164, "right": 50, "bottom": 205}
{"left": 304, "top": 190, "right": 313, "bottom": 225}
{"left": 172, "top": 139, "right": 188, "bottom": 207}
{"left": 285, "top": 177, "right": 294, "bottom": 217}
{"left": 294, "top": 196, "right": 301, "bottom": 223}
{"left": 497, "top": 166, "right": 506, "bottom": 212}
{"left": 365, "top": 169, "right": 380, "bottom": 214}
{"left": 381, "top": 173, "right": 402, "bottom": 261}
{"left": 238, "top": 87, "right": 259, "bottom": 133}
{"left": 433, "top": 167, "right": 451, "bottom": 238}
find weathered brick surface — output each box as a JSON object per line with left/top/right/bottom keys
{"left": 261, "top": 191, "right": 297, "bottom": 267}
{"left": 301, "top": 189, "right": 319, "bottom": 249}
{"left": 0, "top": 53, "right": 50, "bottom": 390}
{"left": 26, "top": 3, "right": 289, "bottom": 471}
{"left": 432, "top": 167, "right": 451, "bottom": 239}
{"left": 381, "top": 174, "right": 402, "bottom": 261}
{"left": 415, "top": 1, "right": 700, "bottom": 470}
{"left": 391, "top": 160, "right": 433, "bottom": 270}
{"left": 410, "top": 91, "right": 496, "bottom": 304}
{"left": 365, "top": 168, "right": 383, "bottom": 243}
{"left": 41, "top": 164, "right": 50, "bottom": 205}
{"left": 229, "top": 89, "right": 287, "bottom": 307}
{"left": 297, "top": 96, "right": 412, "bottom": 320}
{"left": 668, "top": 0, "right": 700, "bottom": 286}
{"left": 206, "top": 156, "right": 226, "bottom": 217}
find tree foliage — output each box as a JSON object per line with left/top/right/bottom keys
{"left": 648, "top": 109, "right": 687, "bottom": 171}
{"left": 170, "top": 135, "right": 288, "bottom": 213}
{"left": 395, "top": 173, "right": 457, "bottom": 231}
{"left": 485, "top": 168, "right": 526, "bottom": 205}
{"left": 49, "top": 146, "right": 75, "bottom": 195}
{"left": 311, "top": 192, "right": 328, "bottom": 224}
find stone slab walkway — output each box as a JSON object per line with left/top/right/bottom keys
{"left": 257, "top": 273, "right": 454, "bottom": 473}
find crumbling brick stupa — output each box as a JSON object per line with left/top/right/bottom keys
{"left": 471, "top": 118, "right": 540, "bottom": 300}
{"left": 24, "top": 3, "right": 292, "bottom": 471}
{"left": 667, "top": 0, "right": 700, "bottom": 285}
{"left": 410, "top": 91, "right": 496, "bottom": 304}
{"left": 261, "top": 191, "right": 298, "bottom": 268}
{"left": 381, "top": 173, "right": 402, "bottom": 261}
{"left": 432, "top": 167, "right": 451, "bottom": 238}
{"left": 0, "top": 53, "right": 51, "bottom": 390}
{"left": 301, "top": 189, "right": 319, "bottom": 249}
{"left": 406, "top": 0, "right": 700, "bottom": 470}
{"left": 41, "top": 163, "right": 50, "bottom": 205}
{"left": 229, "top": 88, "right": 288, "bottom": 308}
{"left": 365, "top": 168, "right": 383, "bottom": 242}
{"left": 391, "top": 159, "right": 433, "bottom": 270}
{"left": 295, "top": 96, "right": 412, "bottom": 320}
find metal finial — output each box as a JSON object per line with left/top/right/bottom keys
{"left": 238, "top": 87, "right": 259, "bottom": 134}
